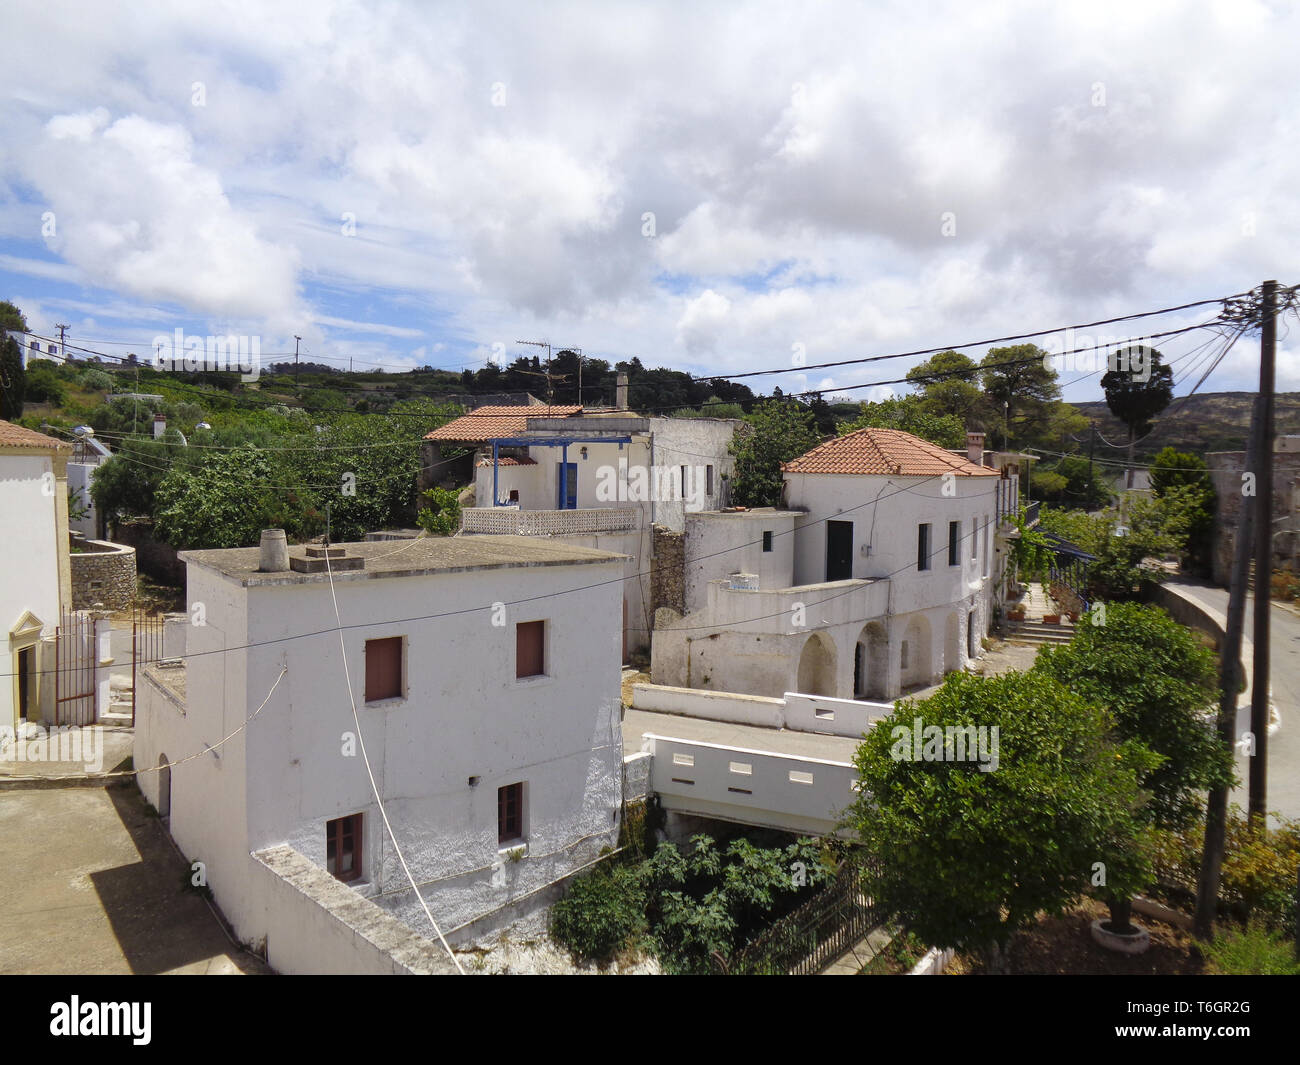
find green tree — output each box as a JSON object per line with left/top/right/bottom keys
{"left": 0, "top": 300, "right": 28, "bottom": 332}
{"left": 1101, "top": 346, "right": 1174, "bottom": 485}
{"left": 1149, "top": 447, "right": 1215, "bottom": 575}
{"left": 1039, "top": 496, "right": 1183, "bottom": 600}
{"left": 153, "top": 447, "right": 295, "bottom": 549}
{"left": 979, "top": 344, "right": 1060, "bottom": 449}
{"left": 1034, "top": 603, "right": 1234, "bottom": 931}
{"left": 0, "top": 335, "right": 24, "bottom": 420}
{"left": 845, "top": 670, "right": 1151, "bottom": 966}
{"left": 906, "top": 349, "right": 987, "bottom": 426}
{"left": 729, "top": 399, "right": 821, "bottom": 507}
{"left": 835, "top": 394, "right": 965, "bottom": 449}
{"left": 415, "top": 486, "right": 462, "bottom": 536}
{"left": 90, "top": 437, "right": 184, "bottom": 526}
{"left": 23, "top": 360, "right": 66, "bottom": 406}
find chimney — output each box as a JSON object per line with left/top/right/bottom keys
{"left": 153, "top": 413, "right": 166, "bottom": 439}
{"left": 258, "top": 529, "right": 289, "bottom": 572}
{"left": 616, "top": 372, "right": 629, "bottom": 409}
{"left": 966, "top": 430, "right": 985, "bottom": 465}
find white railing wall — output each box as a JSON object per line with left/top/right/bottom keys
{"left": 462, "top": 507, "right": 640, "bottom": 536}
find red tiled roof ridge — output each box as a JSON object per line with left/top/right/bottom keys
{"left": 425, "top": 405, "right": 585, "bottom": 442}
{"left": 781, "top": 425, "right": 998, "bottom": 477}
{"left": 0, "top": 419, "right": 71, "bottom": 450}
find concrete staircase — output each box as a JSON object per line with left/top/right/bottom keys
{"left": 1003, "top": 582, "right": 1079, "bottom": 646}
{"left": 100, "top": 672, "right": 134, "bottom": 725}
{"left": 1004, "top": 618, "right": 1077, "bottom": 646}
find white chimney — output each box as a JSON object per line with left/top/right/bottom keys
{"left": 966, "top": 431, "right": 985, "bottom": 465}
{"left": 258, "top": 528, "right": 290, "bottom": 572}
{"left": 616, "top": 372, "right": 629, "bottom": 409}
{"left": 153, "top": 413, "right": 166, "bottom": 439}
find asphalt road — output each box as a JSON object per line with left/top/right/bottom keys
{"left": 1168, "top": 581, "right": 1300, "bottom": 825}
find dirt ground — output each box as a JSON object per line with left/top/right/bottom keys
{"left": 949, "top": 898, "right": 1204, "bottom": 975}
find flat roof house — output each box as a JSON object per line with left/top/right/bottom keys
{"left": 135, "top": 533, "right": 627, "bottom": 973}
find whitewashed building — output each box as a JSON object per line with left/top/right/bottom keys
{"left": 426, "top": 402, "right": 739, "bottom": 660}
{"left": 1, "top": 420, "right": 71, "bottom": 730}
{"left": 652, "top": 427, "right": 1004, "bottom": 701}
{"left": 134, "top": 534, "right": 627, "bottom": 972}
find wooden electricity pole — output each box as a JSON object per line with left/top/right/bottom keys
{"left": 1250, "top": 280, "right": 1277, "bottom": 824}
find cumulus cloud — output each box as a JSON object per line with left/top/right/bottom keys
{"left": 22, "top": 110, "right": 299, "bottom": 320}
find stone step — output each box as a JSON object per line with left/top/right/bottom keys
{"left": 99, "top": 710, "right": 133, "bottom": 724}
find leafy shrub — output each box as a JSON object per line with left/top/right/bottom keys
{"left": 549, "top": 864, "right": 647, "bottom": 964}
{"left": 1152, "top": 807, "right": 1300, "bottom": 935}
{"left": 415, "top": 486, "right": 462, "bottom": 536}
{"left": 1202, "top": 922, "right": 1300, "bottom": 975}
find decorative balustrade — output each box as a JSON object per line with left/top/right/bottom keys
{"left": 461, "top": 506, "right": 640, "bottom": 536}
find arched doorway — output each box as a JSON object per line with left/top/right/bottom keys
{"left": 157, "top": 755, "right": 171, "bottom": 823}
{"left": 900, "top": 615, "right": 931, "bottom": 690}
{"left": 796, "top": 633, "right": 836, "bottom": 696}
{"left": 854, "top": 621, "right": 889, "bottom": 700}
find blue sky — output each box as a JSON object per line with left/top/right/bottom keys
{"left": 2, "top": 0, "right": 1298, "bottom": 401}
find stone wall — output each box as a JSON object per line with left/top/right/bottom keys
{"left": 69, "top": 540, "right": 136, "bottom": 610}
{"left": 650, "top": 523, "right": 684, "bottom": 616}
{"left": 1207, "top": 444, "right": 1300, "bottom": 586}
{"left": 110, "top": 518, "right": 186, "bottom": 587}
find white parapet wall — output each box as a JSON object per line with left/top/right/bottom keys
{"left": 781, "top": 692, "right": 894, "bottom": 739}
{"left": 631, "top": 683, "right": 785, "bottom": 729}
{"left": 644, "top": 733, "right": 857, "bottom": 838}
{"left": 631, "top": 682, "right": 895, "bottom": 740}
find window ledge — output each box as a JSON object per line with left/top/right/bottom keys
{"left": 364, "top": 696, "right": 407, "bottom": 710}
{"left": 498, "top": 842, "right": 528, "bottom": 859}
{"left": 513, "top": 674, "right": 553, "bottom": 688}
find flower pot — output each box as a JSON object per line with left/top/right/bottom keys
{"left": 1090, "top": 918, "right": 1150, "bottom": 955}
{"left": 1007, "top": 610, "right": 1025, "bottom": 622}
{"left": 1066, "top": 611, "right": 1080, "bottom": 623}
{"left": 1042, "top": 613, "right": 1061, "bottom": 624}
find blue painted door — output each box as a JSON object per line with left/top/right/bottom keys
{"left": 557, "top": 462, "right": 577, "bottom": 509}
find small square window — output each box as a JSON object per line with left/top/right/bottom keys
{"left": 516, "top": 620, "right": 545, "bottom": 679}
{"left": 498, "top": 782, "right": 525, "bottom": 845}
{"left": 326, "top": 814, "right": 362, "bottom": 882}
{"left": 762, "top": 531, "right": 773, "bottom": 552}
{"left": 364, "top": 637, "right": 403, "bottom": 702}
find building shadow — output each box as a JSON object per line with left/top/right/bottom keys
{"left": 88, "top": 782, "right": 270, "bottom": 974}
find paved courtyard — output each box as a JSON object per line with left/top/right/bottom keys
{"left": 0, "top": 783, "right": 269, "bottom": 975}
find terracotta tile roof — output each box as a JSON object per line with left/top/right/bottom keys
{"left": 0, "top": 419, "right": 71, "bottom": 450}
{"left": 781, "top": 427, "right": 1000, "bottom": 477}
{"left": 475, "top": 456, "right": 538, "bottom": 467}
{"left": 425, "top": 406, "right": 584, "bottom": 443}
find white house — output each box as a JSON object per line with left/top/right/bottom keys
{"left": 67, "top": 428, "right": 112, "bottom": 538}
{"left": 651, "top": 427, "right": 1004, "bottom": 702}
{"left": 426, "top": 402, "right": 739, "bottom": 660}
{"left": 134, "top": 533, "right": 628, "bottom": 971}
{"left": 1, "top": 420, "right": 71, "bottom": 730}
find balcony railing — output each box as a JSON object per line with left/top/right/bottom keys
{"left": 461, "top": 506, "right": 640, "bottom": 536}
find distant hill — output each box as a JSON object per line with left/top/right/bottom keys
{"left": 1071, "top": 391, "right": 1300, "bottom": 460}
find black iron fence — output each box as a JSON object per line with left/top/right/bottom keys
{"left": 727, "top": 856, "right": 885, "bottom": 975}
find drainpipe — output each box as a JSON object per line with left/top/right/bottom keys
{"left": 561, "top": 442, "right": 569, "bottom": 509}
{"left": 492, "top": 441, "right": 500, "bottom": 507}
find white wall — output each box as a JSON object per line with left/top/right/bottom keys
{"left": 683, "top": 510, "right": 797, "bottom": 613}
{"left": 1, "top": 451, "right": 64, "bottom": 728}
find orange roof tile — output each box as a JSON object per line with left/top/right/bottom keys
{"left": 0, "top": 419, "right": 71, "bottom": 450}
{"left": 781, "top": 427, "right": 999, "bottom": 477}
{"left": 425, "top": 406, "right": 584, "bottom": 443}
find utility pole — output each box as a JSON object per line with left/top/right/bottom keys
{"left": 1195, "top": 397, "right": 1260, "bottom": 937}
{"left": 55, "top": 323, "right": 69, "bottom": 362}
{"left": 1250, "top": 280, "right": 1277, "bottom": 824}
{"left": 294, "top": 335, "right": 302, "bottom": 387}
{"left": 1087, "top": 420, "right": 1097, "bottom": 508}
